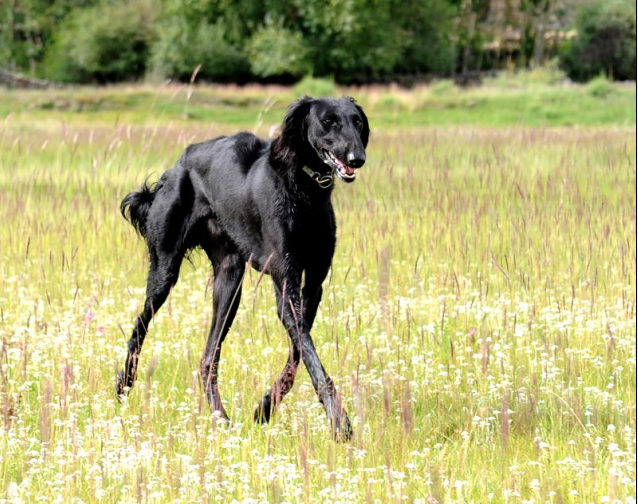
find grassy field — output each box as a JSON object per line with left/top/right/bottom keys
{"left": 0, "top": 79, "right": 636, "bottom": 503}
{"left": 0, "top": 72, "right": 635, "bottom": 129}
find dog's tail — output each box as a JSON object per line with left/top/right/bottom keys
{"left": 120, "top": 182, "right": 155, "bottom": 239}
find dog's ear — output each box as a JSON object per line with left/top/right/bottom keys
{"left": 347, "top": 97, "right": 370, "bottom": 148}
{"left": 271, "top": 96, "right": 314, "bottom": 169}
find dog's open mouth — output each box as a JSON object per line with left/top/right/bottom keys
{"left": 322, "top": 150, "right": 357, "bottom": 183}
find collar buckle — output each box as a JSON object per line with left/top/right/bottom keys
{"left": 302, "top": 166, "right": 334, "bottom": 189}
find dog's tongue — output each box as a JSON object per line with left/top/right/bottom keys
{"left": 328, "top": 152, "right": 357, "bottom": 180}
{"left": 334, "top": 157, "right": 355, "bottom": 175}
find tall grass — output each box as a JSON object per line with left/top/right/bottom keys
{"left": 0, "top": 88, "right": 635, "bottom": 503}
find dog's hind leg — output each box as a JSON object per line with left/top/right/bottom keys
{"left": 254, "top": 341, "right": 300, "bottom": 424}
{"left": 200, "top": 224, "right": 245, "bottom": 422}
{"left": 117, "top": 253, "right": 183, "bottom": 397}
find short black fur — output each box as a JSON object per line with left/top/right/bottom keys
{"left": 118, "top": 96, "right": 370, "bottom": 441}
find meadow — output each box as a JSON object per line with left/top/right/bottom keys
{"left": 0, "top": 77, "right": 636, "bottom": 503}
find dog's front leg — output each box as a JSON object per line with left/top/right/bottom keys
{"left": 274, "top": 277, "right": 352, "bottom": 441}
{"left": 254, "top": 278, "right": 325, "bottom": 425}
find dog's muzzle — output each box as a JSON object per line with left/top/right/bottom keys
{"left": 321, "top": 150, "right": 359, "bottom": 183}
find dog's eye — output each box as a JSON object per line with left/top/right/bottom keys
{"left": 353, "top": 117, "right": 362, "bottom": 127}
{"left": 322, "top": 119, "right": 335, "bottom": 127}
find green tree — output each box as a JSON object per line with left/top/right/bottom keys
{"left": 43, "top": 0, "right": 155, "bottom": 83}
{"left": 293, "top": 0, "right": 404, "bottom": 82}
{"left": 394, "top": 0, "right": 458, "bottom": 75}
{"left": 152, "top": 15, "right": 248, "bottom": 82}
{"left": 247, "top": 20, "right": 311, "bottom": 80}
{"left": 559, "top": 0, "right": 636, "bottom": 81}
{"left": 0, "top": 0, "right": 97, "bottom": 72}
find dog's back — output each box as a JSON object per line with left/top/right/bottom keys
{"left": 180, "top": 132, "right": 269, "bottom": 179}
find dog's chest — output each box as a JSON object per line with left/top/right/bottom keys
{"left": 282, "top": 203, "right": 336, "bottom": 258}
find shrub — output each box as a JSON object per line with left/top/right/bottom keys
{"left": 586, "top": 74, "right": 616, "bottom": 98}
{"left": 151, "top": 18, "right": 248, "bottom": 82}
{"left": 429, "top": 79, "right": 457, "bottom": 96}
{"left": 43, "top": 0, "right": 154, "bottom": 83}
{"left": 294, "top": 0, "right": 404, "bottom": 82}
{"left": 559, "top": 0, "right": 636, "bottom": 82}
{"left": 489, "top": 60, "right": 568, "bottom": 89}
{"left": 293, "top": 76, "right": 336, "bottom": 97}
{"left": 394, "top": 0, "right": 457, "bottom": 75}
{"left": 247, "top": 23, "right": 312, "bottom": 80}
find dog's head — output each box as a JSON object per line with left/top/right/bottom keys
{"left": 271, "top": 96, "right": 370, "bottom": 184}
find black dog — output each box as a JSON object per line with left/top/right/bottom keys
{"left": 118, "top": 96, "right": 369, "bottom": 440}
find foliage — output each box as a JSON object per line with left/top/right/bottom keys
{"left": 0, "top": 0, "right": 97, "bottom": 69}
{"left": 152, "top": 17, "right": 248, "bottom": 82}
{"left": 2, "top": 0, "right": 637, "bottom": 84}
{"left": 246, "top": 21, "right": 311, "bottom": 80}
{"left": 293, "top": 0, "right": 404, "bottom": 82}
{"left": 559, "top": 0, "right": 636, "bottom": 82}
{"left": 293, "top": 76, "right": 337, "bottom": 97}
{"left": 585, "top": 74, "right": 616, "bottom": 98}
{"left": 394, "top": 0, "right": 458, "bottom": 75}
{"left": 43, "top": 0, "right": 155, "bottom": 83}
{"left": 428, "top": 79, "right": 457, "bottom": 96}
{"left": 489, "top": 60, "right": 568, "bottom": 88}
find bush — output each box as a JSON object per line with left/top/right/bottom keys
{"left": 151, "top": 18, "right": 248, "bottom": 82}
{"left": 293, "top": 76, "right": 336, "bottom": 97}
{"left": 489, "top": 61, "right": 568, "bottom": 89}
{"left": 394, "top": 0, "right": 457, "bottom": 75}
{"left": 429, "top": 79, "right": 457, "bottom": 96}
{"left": 586, "top": 74, "right": 616, "bottom": 98}
{"left": 247, "top": 22, "right": 312, "bottom": 80}
{"left": 294, "top": 0, "right": 404, "bottom": 82}
{"left": 43, "top": 0, "right": 154, "bottom": 83}
{"left": 559, "top": 0, "right": 636, "bottom": 82}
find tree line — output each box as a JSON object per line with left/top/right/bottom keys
{"left": 1, "top": 0, "right": 635, "bottom": 85}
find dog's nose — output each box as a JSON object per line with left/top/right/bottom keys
{"left": 347, "top": 152, "right": 366, "bottom": 168}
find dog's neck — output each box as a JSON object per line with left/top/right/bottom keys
{"left": 270, "top": 144, "right": 335, "bottom": 196}
{"left": 275, "top": 162, "right": 335, "bottom": 205}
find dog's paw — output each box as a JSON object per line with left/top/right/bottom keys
{"left": 211, "top": 409, "right": 231, "bottom": 427}
{"left": 115, "top": 370, "right": 129, "bottom": 400}
{"left": 331, "top": 411, "right": 353, "bottom": 443}
{"left": 253, "top": 399, "right": 272, "bottom": 425}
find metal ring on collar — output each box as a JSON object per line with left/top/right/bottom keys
{"left": 302, "top": 166, "right": 334, "bottom": 189}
